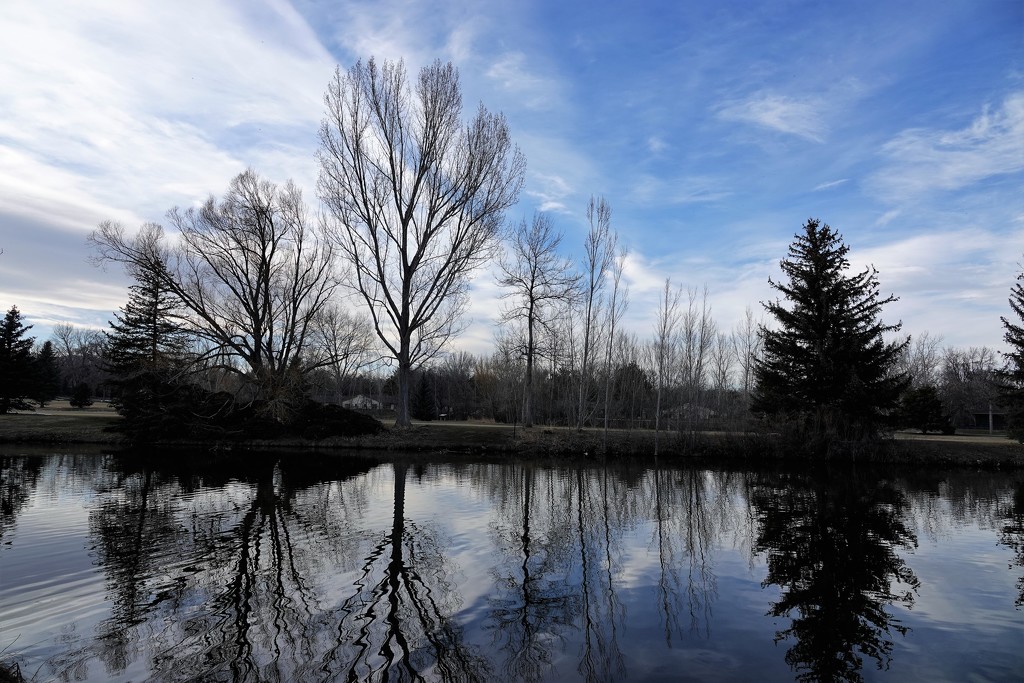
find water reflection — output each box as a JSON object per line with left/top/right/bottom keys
{"left": 324, "top": 461, "right": 489, "bottom": 682}
{"left": 998, "top": 480, "right": 1024, "bottom": 607}
{"left": 1, "top": 453, "right": 1022, "bottom": 682}
{"left": 750, "top": 468, "right": 920, "bottom": 683}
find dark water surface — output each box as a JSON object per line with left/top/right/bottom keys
{"left": 1, "top": 451, "right": 1022, "bottom": 682}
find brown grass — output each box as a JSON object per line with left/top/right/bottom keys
{"left": 2, "top": 409, "right": 1022, "bottom": 467}
{"left": 0, "top": 405, "right": 124, "bottom": 444}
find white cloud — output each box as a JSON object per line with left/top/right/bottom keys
{"left": 813, "top": 178, "right": 848, "bottom": 191}
{"left": 486, "top": 51, "right": 559, "bottom": 110}
{"left": 717, "top": 92, "right": 827, "bottom": 142}
{"left": 630, "top": 174, "right": 731, "bottom": 205}
{"left": 848, "top": 226, "right": 1023, "bottom": 349}
{"left": 647, "top": 136, "right": 668, "bottom": 154}
{"left": 524, "top": 172, "right": 575, "bottom": 215}
{"left": 868, "top": 92, "right": 1024, "bottom": 201}
{"left": 0, "top": 0, "right": 334, "bottom": 231}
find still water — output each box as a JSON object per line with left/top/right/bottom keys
{"left": 1, "top": 451, "right": 1022, "bottom": 682}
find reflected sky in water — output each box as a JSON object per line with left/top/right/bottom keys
{"left": 1, "top": 452, "right": 1022, "bottom": 682}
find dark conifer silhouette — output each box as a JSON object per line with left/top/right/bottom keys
{"left": 999, "top": 266, "right": 1024, "bottom": 442}
{"left": 0, "top": 305, "right": 37, "bottom": 412}
{"left": 104, "top": 259, "right": 191, "bottom": 437}
{"left": 753, "top": 219, "right": 908, "bottom": 442}
{"left": 32, "top": 340, "right": 60, "bottom": 407}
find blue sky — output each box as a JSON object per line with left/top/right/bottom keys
{"left": 1, "top": 0, "right": 1022, "bottom": 356}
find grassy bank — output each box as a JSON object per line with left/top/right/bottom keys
{"left": 2, "top": 405, "right": 1022, "bottom": 467}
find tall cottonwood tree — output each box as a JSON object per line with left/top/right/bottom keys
{"left": 576, "top": 196, "right": 615, "bottom": 430}
{"left": 652, "top": 279, "right": 683, "bottom": 455}
{"left": 753, "top": 219, "right": 908, "bottom": 441}
{"left": 497, "top": 213, "right": 579, "bottom": 427}
{"left": 90, "top": 170, "right": 339, "bottom": 420}
{"left": 602, "top": 245, "right": 629, "bottom": 440}
{"left": 318, "top": 58, "right": 525, "bottom": 427}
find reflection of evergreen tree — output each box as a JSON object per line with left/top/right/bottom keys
{"left": 998, "top": 481, "right": 1024, "bottom": 607}
{"left": 89, "top": 467, "right": 184, "bottom": 675}
{"left": 751, "top": 468, "right": 919, "bottom": 683}
{"left": 0, "top": 456, "right": 43, "bottom": 540}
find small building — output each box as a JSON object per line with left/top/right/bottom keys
{"left": 342, "top": 394, "right": 382, "bottom": 410}
{"left": 967, "top": 405, "right": 1007, "bottom": 431}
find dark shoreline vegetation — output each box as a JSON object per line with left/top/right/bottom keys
{"left": 2, "top": 407, "right": 1020, "bottom": 469}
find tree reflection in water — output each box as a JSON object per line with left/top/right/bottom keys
{"left": 82, "top": 457, "right": 491, "bottom": 682}
{"left": 10, "top": 454, "right": 1022, "bottom": 682}
{"left": 486, "top": 464, "right": 581, "bottom": 682}
{"left": 321, "top": 461, "right": 490, "bottom": 682}
{"left": 750, "top": 468, "right": 920, "bottom": 683}
{"left": 1, "top": 455, "right": 43, "bottom": 540}
{"left": 998, "top": 480, "right": 1024, "bottom": 607}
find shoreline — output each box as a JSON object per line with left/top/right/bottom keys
{"left": 2, "top": 410, "right": 1022, "bottom": 468}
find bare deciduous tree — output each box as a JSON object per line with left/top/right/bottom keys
{"left": 90, "top": 170, "right": 339, "bottom": 419}
{"left": 652, "top": 279, "right": 683, "bottom": 455}
{"left": 308, "top": 304, "right": 379, "bottom": 403}
{"left": 50, "top": 322, "right": 108, "bottom": 396}
{"left": 318, "top": 57, "right": 525, "bottom": 427}
{"left": 733, "top": 306, "right": 763, "bottom": 401}
{"left": 497, "top": 213, "right": 579, "bottom": 428}
{"left": 602, "top": 245, "right": 629, "bottom": 442}
{"left": 679, "top": 285, "right": 716, "bottom": 431}
{"left": 898, "top": 331, "right": 944, "bottom": 389}
{"left": 577, "top": 196, "right": 614, "bottom": 430}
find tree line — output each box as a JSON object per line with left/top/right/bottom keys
{"left": 2, "top": 56, "right": 1023, "bottom": 448}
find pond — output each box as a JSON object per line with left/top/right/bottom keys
{"left": 1, "top": 451, "right": 1022, "bottom": 682}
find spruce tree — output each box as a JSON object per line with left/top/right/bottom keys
{"left": 999, "top": 268, "right": 1024, "bottom": 442}
{"left": 32, "top": 340, "right": 60, "bottom": 407}
{"left": 104, "top": 261, "right": 191, "bottom": 435}
{"left": 753, "top": 219, "right": 908, "bottom": 441}
{"left": 0, "top": 306, "right": 37, "bottom": 412}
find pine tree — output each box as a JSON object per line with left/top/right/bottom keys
{"left": 0, "top": 306, "right": 37, "bottom": 412}
{"left": 32, "top": 340, "right": 60, "bottom": 407}
{"left": 752, "top": 219, "right": 909, "bottom": 442}
{"left": 104, "top": 261, "right": 191, "bottom": 435}
{"left": 999, "top": 268, "right": 1024, "bottom": 442}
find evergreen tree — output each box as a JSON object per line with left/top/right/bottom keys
{"left": 69, "top": 381, "right": 93, "bottom": 408}
{"left": 1000, "top": 268, "right": 1024, "bottom": 442}
{"left": 0, "top": 305, "right": 37, "bottom": 412}
{"left": 104, "top": 261, "right": 191, "bottom": 436}
{"left": 897, "top": 385, "right": 951, "bottom": 434}
{"left": 32, "top": 340, "right": 60, "bottom": 407}
{"left": 753, "top": 219, "right": 908, "bottom": 442}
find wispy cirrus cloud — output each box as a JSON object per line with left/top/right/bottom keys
{"left": 867, "top": 92, "right": 1024, "bottom": 202}
{"left": 813, "top": 178, "right": 848, "bottom": 191}
{"left": 0, "top": 0, "right": 335, "bottom": 233}
{"left": 486, "top": 51, "right": 560, "bottom": 110}
{"left": 630, "top": 174, "right": 731, "bottom": 205}
{"left": 717, "top": 92, "right": 827, "bottom": 142}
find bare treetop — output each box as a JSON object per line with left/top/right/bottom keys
{"left": 318, "top": 57, "right": 525, "bottom": 426}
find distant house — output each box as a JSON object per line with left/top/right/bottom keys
{"left": 342, "top": 394, "right": 382, "bottom": 410}
{"left": 968, "top": 405, "right": 1007, "bottom": 431}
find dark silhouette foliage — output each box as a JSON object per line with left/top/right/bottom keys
{"left": 0, "top": 306, "right": 36, "bottom": 413}
{"left": 1000, "top": 266, "right": 1024, "bottom": 442}
{"left": 897, "top": 385, "right": 953, "bottom": 434}
{"left": 411, "top": 371, "right": 438, "bottom": 421}
{"left": 103, "top": 259, "right": 192, "bottom": 439}
{"left": 70, "top": 381, "right": 94, "bottom": 408}
{"left": 32, "top": 340, "right": 60, "bottom": 407}
{"left": 753, "top": 219, "right": 908, "bottom": 445}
